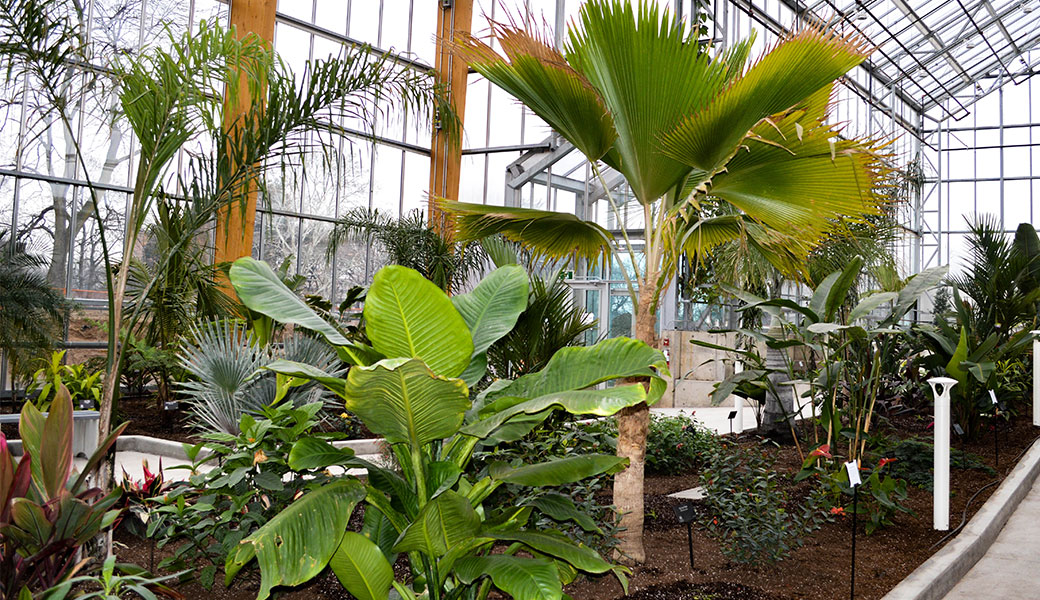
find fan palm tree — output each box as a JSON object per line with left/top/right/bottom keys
{"left": 441, "top": 0, "right": 890, "bottom": 561}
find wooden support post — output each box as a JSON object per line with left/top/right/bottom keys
{"left": 214, "top": 0, "right": 277, "bottom": 269}
{"left": 429, "top": 0, "right": 473, "bottom": 237}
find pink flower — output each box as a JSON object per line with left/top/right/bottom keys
{"left": 878, "top": 457, "right": 897, "bottom": 469}
{"left": 810, "top": 444, "right": 832, "bottom": 459}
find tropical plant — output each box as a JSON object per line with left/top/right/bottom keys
{"left": 0, "top": 228, "right": 69, "bottom": 385}
{"left": 949, "top": 217, "right": 1040, "bottom": 344}
{"left": 26, "top": 350, "right": 104, "bottom": 411}
{"left": 222, "top": 257, "right": 668, "bottom": 599}
{"left": 700, "top": 259, "right": 948, "bottom": 462}
{"left": 487, "top": 271, "right": 598, "bottom": 379}
{"left": 701, "top": 444, "right": 826, "bottom": 563}
{"left": 123, "top": 199, "right": 239, "bottom": 408}
{"left": 40, "top": 555, "right": 182, "bottom": 600}
{"left": 441, "top": 0, "right": 888, "bottom": 560}
{"left": 177, "top": 319, "right": 345, "bottom": 435}
{"left": 0, "top": 386, "right": 128, "bottom": 599}
{"left": 328, "top": 207, "right": 486, "bottom": 293}
{"left": 1, "top": 1, "right": 453, "bottom": 465}
{"left": 147, "top": 399, "right": 345, "bottom": 588}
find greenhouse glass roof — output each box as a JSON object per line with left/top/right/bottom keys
{"left": 791, "top": 0, "right": 1040, "bottom": 120}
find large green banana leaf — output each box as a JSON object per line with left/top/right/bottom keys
{"left": 454, "top": 555, "right": 562, "bottom": 600}
{"left": 452, "top": 265, "right": 529, "bottom": 385}
{"left": 464, "top": 386, "right": 648, "bottom": 440}
{"left": 225, "top": 479, "right": 366, "bottom": 600}
{"left": 229, "top": 257, "right": 350, "bottom": 345}
{"left": 328, "top": 532, "right": 394, "bottom": 600}
{"left": 392, "top": 490, "right": 481, "bottom": 557}
{"left": 488, "top": 455, "right": 629, "bottom": 486}
{"left": 489, "top": 531, "right": 614, "bottom": 574}
{"left": 266, "top": 357, "right": 471, "bottom": 452}
{"left": 486, "top": 337, "right": 669, "bottom": 404}
{"left": 364, "top": 265, "right": 473, "bottom": 378}
{"left": 343, "top": 358, "right": 470, "bottom": 450}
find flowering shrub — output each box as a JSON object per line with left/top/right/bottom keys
{"left": 701, "top": 445, "right": 827, "bottom": 563}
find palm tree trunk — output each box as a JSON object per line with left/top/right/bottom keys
{"left": 613, "top": 285, "right": 658, "bottom": 563}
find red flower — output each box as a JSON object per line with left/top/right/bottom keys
{"left": 831, "top": 506, "right": 846, "bottom": 516}
{"left": 676, "top": 443, "right": 684, "bottom": 450}
{"left": 878, "top": 457, "right": 898, "bottom": 469}
{"left": 810, "top": 444, "right": 832, "bottom": 459}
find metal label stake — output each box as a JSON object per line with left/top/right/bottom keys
{"left": 846, "top": 460, "right": 862, "bottom": 600}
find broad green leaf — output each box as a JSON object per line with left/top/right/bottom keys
{"left": 489, "top": 455, "right": 628, "bottom": 486}
{"left": 490, "top": 531, "right": 613, "bottom": 573}
{"left": 891, "top": 265, "right": 948, "bottom": 323}
{"left": 343, "top": 358, "right": 470, "bottom": 450}
{"left": 392, "top": 490, "right": 480, "bottom": 557}
{"left": 364, "top": 265, "right": 473, "bottom": 378}
{"left": 465, "top": 386, "right": 648, "bottom": 440}
{"left": 362, "top": 506, "right": 402, "bottom": 560}
{"left": 226, "top": 480, "right": 366, "bottom": 599}
{"left": 229, "top": 257, "right": 350, "bottom": 345}
{"left": 849, "top": 292, "right": 898, "bottom": 322}
{"left": 452, "top": 265, "right": 529, "bottom": 383}
{"left": 288, "top": 438, "right": 356, "bottom": 471}
{"left": 10, "top": 498, "right": 52, "bottom": 546}
{"left": 454, "top": 555, "right": 561, "bottom": 600}
{"left": 39, "top": 386, "right": 73, "bottom": 500}
{"left": 823, "top": 256, "right": 865, "bottom": 321}
{"left": 426, "top": 461, "right": 463, "bottom": 499}
{"left": 265, "top": 360, "right": 347, "bottom": 396}
{"left": 329, "top": 532, "right": 394, "bottom": 600}
{"left": 489, "top": 337, "right": 669, "bottom": 405}
{"left": 945, "top": 326, "right": 969, "bottom": 386}
{"left": 531, "top": 493, "right": 601, "bottom": 533}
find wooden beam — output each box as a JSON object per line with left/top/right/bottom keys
{"left": 214, "top": 0, "right": 277, "bottom": 268}
{"left": 429, "top": 0, "right": 474, "bottom": 237}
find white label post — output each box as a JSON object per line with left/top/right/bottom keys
{"left": 734, "top": 395, "right": 744, "bottom": 433}
{"left": 928, "top": 377, "right": 958, "bottom": 531}
{"left": 1032, "top": 332, "right": 1040, "bottom": 427}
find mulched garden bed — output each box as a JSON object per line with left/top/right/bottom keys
{"left": 105, "top": 412, "right": 1039, "bottom": 600}
{"left": 565, "top": 414, "right": 1040, "bottom": 600}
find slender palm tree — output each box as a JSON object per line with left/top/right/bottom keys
{"left": 441, "top": 0, "right": 890, "bottom": 561}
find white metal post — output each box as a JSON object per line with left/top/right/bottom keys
{"left": 928, "top": 377, "right": 958, "bottom": 531}
{"left": 734, "top": 361, "right": 744, "bottom": 433}
{"left": 1032, "top": 332, "right": 1040, "bottom": 427}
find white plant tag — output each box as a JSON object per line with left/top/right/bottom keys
{"left": 845, "top": 461, "right": 862, "bottom": 487}
{"left": 989, "top": 390, "right": 998, "bottom": 405}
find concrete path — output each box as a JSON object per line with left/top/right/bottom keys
{"left": 943, "top": 476, "right": 1040, "bottom": 599}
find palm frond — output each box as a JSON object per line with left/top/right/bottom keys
{"left": 441, "top": 201, "right": 614, "bottom": 266}
{"left": 451, "top": 17, "right": 615, "bottom": 161}
{"left": 659, "top": 24, "right": 871, "bottom": 173}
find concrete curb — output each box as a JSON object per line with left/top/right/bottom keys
{"left": 114, "top": 435, "right": 385, "bottom": 460}
{"left": 882, "top": 436, "right": 1040, "bottom": 600}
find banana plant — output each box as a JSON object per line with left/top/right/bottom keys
{"left": 223, "top": 257, "right": 669, "bottom": 600}
{"left": 0, "top": 386, "right": 128, "bottom": 599}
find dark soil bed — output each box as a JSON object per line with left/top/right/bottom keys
{"left": 107, "top": 414, "right": 1040, "bottom": 600}
{"left": 565, "top": 415, "right": 1040, "bottom": 600}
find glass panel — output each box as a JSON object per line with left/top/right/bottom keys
{"left": 298, "top": 219, "right": 333, "bottom": 297}
{"left": 608, "top": 293, "right": 633, "bottom": 339}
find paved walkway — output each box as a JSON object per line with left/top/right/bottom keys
{"left": 943, "top": 476, "right": 1040, "bottom": 599}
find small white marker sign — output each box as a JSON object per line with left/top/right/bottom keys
{"left": 990, "top": 390, "right": 999, "bottom": 405}
{"left": 845, "top": 461, "right": 862, "bottom": 487}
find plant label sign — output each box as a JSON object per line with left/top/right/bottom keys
{"left": 989, "top": 390, "right": 998, "bottom": 405}
{"left": 673, "top": 502, "right": 696, "bottom": 524}
{"left": 845, "top": 461, "right": 862, "bottom": 487}
{"left": 727, "top": 410, "right": 738, "bottom": 420}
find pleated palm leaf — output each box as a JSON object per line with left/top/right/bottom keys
{"left": 442, "top": 0, "right": 890, "bottom": 561}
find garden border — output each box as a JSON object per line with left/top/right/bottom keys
{"left": 881, "top": 435, "right": 1040, "bottom": 600}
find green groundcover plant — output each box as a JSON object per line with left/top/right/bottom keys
{"left": 221, "top": 257, "right": 670, "bottom": 600}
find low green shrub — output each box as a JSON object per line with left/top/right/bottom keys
{"left": 877, "top": 438, "right": 995, "bottom": 491}
{"left": 701, "top": 444, "right": 826, "bottom": 563}
{"left": 146, "top": 400, "right": 348, "bottom": 588}
{"left": 26, "top": 349, "right": 103, "bottom": 410}
{"left": 588, "top": 413, "right": 721, "bottom": 476}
